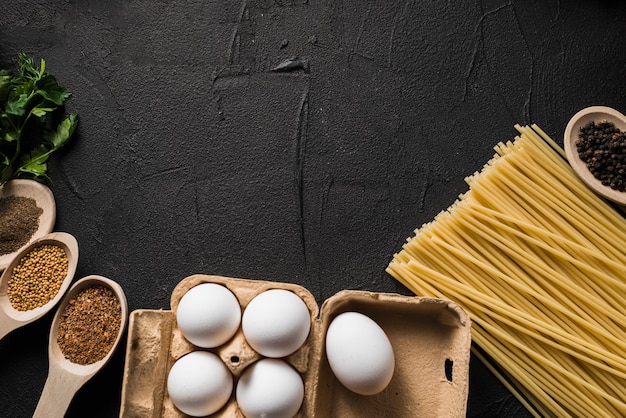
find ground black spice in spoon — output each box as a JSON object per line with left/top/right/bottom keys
{"left": 57, "top": 286, "right": 122, "bottom": 365}
{"left": 0, "top": 196, "right": 43, "bottom": 256}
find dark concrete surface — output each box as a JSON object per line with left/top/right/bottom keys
{"left": 1, "top": 0, "right": 626, "bottom": 417}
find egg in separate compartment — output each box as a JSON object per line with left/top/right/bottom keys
{"left": 176, "top": 282, "right": 241, "bottom": 348}
{"left": 236, "top": 358, "right": 304, "bottom": 418}
{"left": 242, "top": 288, "right": 311, "bottom": 358}
{"left": 167, "top": 351, "right": 233, "bottom": 417}
{"left": 325, "top": 311, "right": 395, "bottom": 395}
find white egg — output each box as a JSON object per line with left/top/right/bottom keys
{"left": 236, "top": 358, "right": 304, "bottom": 418}
{"left": 325, "top": 311, "right": 395, "bottom": 395}
{"left": 242, "top": 289, "right": 311, "bottom": 358}
{"left": 167, "top": 351, "right": 233, "bottom": 417}
{"left": 176, "top": 283, "right": 241, "bottom": 348}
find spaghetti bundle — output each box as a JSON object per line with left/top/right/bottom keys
{"left": 387, "top": 125, "right": 626, "bottom": 417}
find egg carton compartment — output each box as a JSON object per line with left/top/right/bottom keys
{"left": 119, "top": 274, "right": 471, "bottom": 418}
{"left": 312, "top": 290, "right": 471, "bottom": 417}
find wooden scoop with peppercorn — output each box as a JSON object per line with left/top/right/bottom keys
{"left": 564, "top": 106, "right": 626, "bottom": 206}
{"left": 0, "top": 232, "right": 78, "bottom": 340}
{"left": 33, "top": 275, "right": 128, "bottom": 418}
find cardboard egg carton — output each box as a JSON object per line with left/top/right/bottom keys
{"left": 119, "top": 274, "right": 471, "bottom": 417}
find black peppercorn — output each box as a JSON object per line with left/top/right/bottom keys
{"left": 577, "top": 120, "right": 626, "bottom": 193}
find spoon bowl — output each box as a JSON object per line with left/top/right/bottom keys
{"left": 33, "top": 275, "right": 128, "bottom": 418}
{"left": 564, "top": 106, "right": 626, "bottom": 205}
{"left": 0, "top": 232, "right": 79, "bottom": 340}
{"left": 0, "top": 179, "right": 56, "bottom": 271}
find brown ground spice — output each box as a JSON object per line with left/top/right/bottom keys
{"left": 0, "top": 196, "right": 43, "bottom": 256}
{"left": 57, "top": 285, "right": 122, "bottom": 365}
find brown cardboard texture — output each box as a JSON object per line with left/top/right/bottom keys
{"left": 119, "top": 274, "right": 471, "bottom": 417}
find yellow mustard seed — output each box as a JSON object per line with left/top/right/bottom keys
{"left": 7, "top": 244, "right": 69, "bottom": 311}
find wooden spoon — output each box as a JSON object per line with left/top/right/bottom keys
{"left": 563, "top": 106, "right": 626, "bottom": 206}
{"left": 0, "top": 232, "right": 79, "bottom": 340}
{"left": 33, "top": 275, "right": 128, "bottom": 418}
{"left": 0, "top": 179, "right": 56, "bottom": 271}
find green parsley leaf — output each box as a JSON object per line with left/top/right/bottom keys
{"left": 31, "top": 105, "right": 57, "bottom": 118}
{"left": 5, "top": 93, "right": 29, "bottom": 116}
{"left": 37, "top": 73, "right": 71, "bottom": 105}
{"left": 0, "top": 70, "right": 13, "bottom": 103}
{"left": 18, "top": 53, "right": 39, "bottom": 80}
{"left": 0, "top": 53, "right": 78, "bottom": 185}
{"left": 45, "top": 112, "right": 78, "bottom": 148}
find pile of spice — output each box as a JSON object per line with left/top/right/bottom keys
{"left": 7, "top": 244, "right": 69, "bottom": 311}
{"left": 57, "top": 285, "right": 122, "bottom": 365}
{"left": 0, "top": 196, "right": 42, "bottom": 256}
{"left": 576, "top": 120, "right": 626, "bottom": 192}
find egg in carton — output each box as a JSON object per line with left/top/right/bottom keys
{"left": 119, "top": 274, "right": 471, "bottom": 417}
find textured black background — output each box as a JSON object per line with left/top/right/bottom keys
{"left": 1, "top": 1, "right": 626, "bottom": 417}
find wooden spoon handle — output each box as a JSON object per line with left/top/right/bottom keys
{"left": 32, "top": 365, "right": 85, "bottom": 418}
{"left": 0, "top": 313, "right": 18, "bottom": 340}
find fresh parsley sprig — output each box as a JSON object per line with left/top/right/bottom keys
{"left": 0, "top": 52, "right": 78, "bottom": 185}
